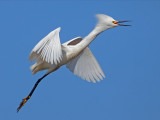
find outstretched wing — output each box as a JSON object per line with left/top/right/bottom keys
{"left": 29, "top": 27, "right": 62, "bottom": 64}
{"left": 66, "top": 47, "right": 105, "bottom": 83}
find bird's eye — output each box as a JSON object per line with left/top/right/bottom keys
{"left": 112, "top": 21, "right": 119, "bottom": 24}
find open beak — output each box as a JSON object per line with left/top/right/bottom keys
{"left": 113, "top": 21, "right": 131, "bottom": 26}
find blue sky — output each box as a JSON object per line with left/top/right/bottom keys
{"left": 0, "top": 1, "right": 160, "bottom": 120}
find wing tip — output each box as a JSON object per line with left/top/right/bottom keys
{"left": 56, "top": 27, "right": 61, "bottom": 31}
{"left": 50, "top": 27, "right": 61, "bottom": 34}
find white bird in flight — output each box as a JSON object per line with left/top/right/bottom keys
{"left": 17, "top": 14, "right": 130, "bottom": 112}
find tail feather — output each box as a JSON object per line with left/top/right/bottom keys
{"left": 30, "top": 64, "right": 38, "bottom": 74}
{"left": 30, "top": 58, "right": 43, "bottom": 74}
{"left": 30, "top": 58, "right": 57, "bottom": 75}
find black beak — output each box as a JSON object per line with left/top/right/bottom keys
{"left": 118, "top": 21, "right": 131, "bottom": 26}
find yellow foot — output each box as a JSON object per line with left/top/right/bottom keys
{"left": 17, "top": 96, "right": 30, "bottom": 112}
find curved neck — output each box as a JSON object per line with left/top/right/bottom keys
{"left": 78, "top": 25, "right": 109, "bottom": 50}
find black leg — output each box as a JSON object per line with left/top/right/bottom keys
{"left": 17, "top": 73, "right": 49, "bottom": 112}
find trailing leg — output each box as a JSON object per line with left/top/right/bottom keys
{"left": 17, "top": 73, "right": 49, "bottom": 112}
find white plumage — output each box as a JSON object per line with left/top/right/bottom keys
{"left": 17, "top": 14, "right": 130, "bottom": 112}
{"left": 29, "top": 27, "right": 62, "bottom": 64}
{"left": 66, "top": 47, "right": 105, "bottom": 83}
{"left": 29, "top": 27, "right": 106, "bottom": 82}
{"left": 28, "top": 14, "right": 130, "bottom": 82}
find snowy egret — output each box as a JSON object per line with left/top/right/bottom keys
{"left": 17, "top": 14, "right": 130, "bottom": 112}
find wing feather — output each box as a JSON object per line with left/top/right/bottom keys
{"left": 29, "top": 27, "right": 62, "bottom": 64}
{"left": 66, "top": 47, "right": 105, "bottom": 83}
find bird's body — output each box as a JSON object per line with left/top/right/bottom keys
{"left": 17, "top": 14, "right": 130, "bottom": 112}
{"left": 30, "top": 26, "right": 103, "bottom": 76}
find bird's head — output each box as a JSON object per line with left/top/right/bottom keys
{"left": 95, "top": 14, "right": 130, "bottom": 30}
